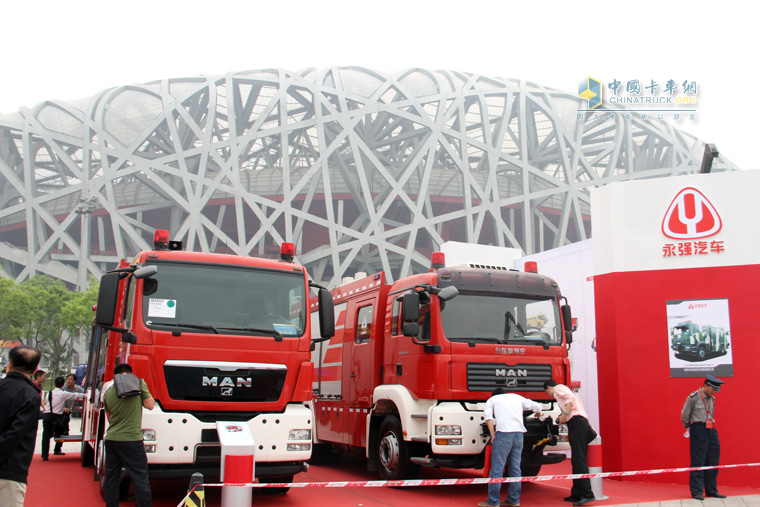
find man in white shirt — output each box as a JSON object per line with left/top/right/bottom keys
{"left": 479, "top": 387, "right": 543, "bottom": 507}
{"left": 40, "top": 376, "right": 85, "bottom": 460}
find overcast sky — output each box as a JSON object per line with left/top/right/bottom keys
{"left": 1, "top": 1, "right": 756, "bottom": 170}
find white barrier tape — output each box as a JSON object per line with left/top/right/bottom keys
{"left": 193, "top": 462, "right": 759, "bottom": 489}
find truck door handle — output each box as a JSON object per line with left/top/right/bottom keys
{"left": 350, "top": 373, "right": 357, "bottom": 378}
{"left": 396, "top": 363, "right": 402, "bottom": 376}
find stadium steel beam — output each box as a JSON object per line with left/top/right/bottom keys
{"left": 0, "top": 67, "right": 736, "bottom": 289}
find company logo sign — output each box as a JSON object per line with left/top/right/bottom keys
{"left": 579, "top": 77, "right": 603, "bottom": 109}
{"left": 662, "top": 187, "right": 722, "bottom": 239}
{"left": 576, "top": 76, "right": 699, "bottom": 124}
{"left": 661, "top": 187, "right": 725, "bottom": 258}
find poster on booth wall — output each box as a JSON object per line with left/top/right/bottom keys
{"left": 666, "top": 298, "right": 733, "bottom": 377}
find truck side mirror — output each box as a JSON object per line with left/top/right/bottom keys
{"left": 318, "top": 288, "right": 335, "bottom": 338}
{"left": 437, "top": 286, "right": 459, "bottom": 301}
{"left": 95, "top": 272, "right": 120, "bottom": 327}
{"left": 401, "top": 292, "right": 421, "bottom": 337}
{"left": 402, "top": 292, "right": 420, "bottom": 323}
{"left": 561, "top": 304, "right": 573, "bottom": 345}
{"left": 121, "top": 331, "right": 137, "bottom": 344}
{"left": 134, "top": 265, "right": 157, "bottom": 279}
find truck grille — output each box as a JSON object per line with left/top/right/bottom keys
{"left": 467, "top": 363, "right": 553, "bottom": 392}
{"left": 164, "top": 362, "right": 286, "bottom": 402}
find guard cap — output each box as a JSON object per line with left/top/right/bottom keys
{"left": 704, "top": 374, "right": 724, "bottom": 391}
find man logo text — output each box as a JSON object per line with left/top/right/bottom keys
{"left": 495, "top": 369, "right": 527, "bottom": 377}
{"left": 202, "top": 376, "right": 252, "bottom": 388}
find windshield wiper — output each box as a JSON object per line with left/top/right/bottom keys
{"left": 504, "top": 311, "right": 527, "bottom": 339}
{"left": 149, "top": 322, "right": 219, "bottom": 334}
{"left": 217, "top": 326, "right": 283, "bottom": 342}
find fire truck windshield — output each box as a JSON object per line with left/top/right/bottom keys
{"left": 141, "top": 261, "right": 306, "bottom": 337}
{"left": 439, "top": 292, "right": 562, "bottom": 346}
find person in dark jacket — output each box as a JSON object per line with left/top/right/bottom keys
{"left": 0, "top": 345, "right": 42, "bottom": 506}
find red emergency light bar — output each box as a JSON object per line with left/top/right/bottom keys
{"left": 430, "top": 252, "right": 445, "bottom": 270}
{"left": 154, "top": 229, "right": 170, "bottom": 250}
{"left": 524, "top": 261, "right": 538, "bottom": 273}
{"left": 281, "top": 242, "right": 295, "bottom": 262}
{"left": 153, "top": 230, "right": 183, "bottom": 251}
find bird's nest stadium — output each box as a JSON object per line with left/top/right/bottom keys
{"left": 0, "top": 67, "right": 735, "bottom": 289}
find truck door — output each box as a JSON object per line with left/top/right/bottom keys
{"left": 345, "top": 298, "right": 377, "bottom": 447}
{"left": 312, "top": 301, "right": 348, "bottom": 444}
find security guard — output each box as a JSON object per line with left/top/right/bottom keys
{"left": 681, "top": 375, "right": 726, "bottom": 500}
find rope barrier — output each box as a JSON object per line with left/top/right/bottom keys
{"left": 173, "top": 461, "right": 758, "bottom": 500}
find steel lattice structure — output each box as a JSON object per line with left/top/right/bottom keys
{"left": 0, "top": 67, "right": 735, "bottom": 289}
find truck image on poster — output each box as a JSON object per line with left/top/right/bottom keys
{"left": 666, "top": 298, "right": 733, "bottom": 378}
{"left": 671, "top": 322, "right": 729, "bottom": 361}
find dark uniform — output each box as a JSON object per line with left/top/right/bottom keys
{"left": 681, "top": 375, "right": 725, "bottom": 500}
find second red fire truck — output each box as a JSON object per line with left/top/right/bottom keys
{"left": 309, "top": 253, "right": 574, "bottom": 479}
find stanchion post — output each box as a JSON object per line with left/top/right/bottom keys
{"left": 184, "top": 472, "right": 206, "bottom": 507}
{"left": 588, "top": 435, "right": 608, "bottom": 500}
{"left": 216, "top": 421, "right": 255, "bottom": 507}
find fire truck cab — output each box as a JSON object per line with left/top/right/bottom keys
{"left": 79, "top": 231, "right": 334, "bottom": 498}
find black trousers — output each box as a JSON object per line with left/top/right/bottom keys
{"left": 567, "top": 415, "right": 594, "bottom": 499}
{"left": 689, "top": 423, "right": 720, "bottom": 496}
{"left": 104, "top": 439, "right": 152, "bottom": 507}
{"left": 40, "top": 413, "right": 63, "bottom": 458}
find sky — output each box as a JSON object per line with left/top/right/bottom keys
{"left": 1, "top": 0, "right": 757, "bottom": 170}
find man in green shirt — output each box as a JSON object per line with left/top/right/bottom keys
{"left": 103, "top": 363, "right": 155, "bottom": 507}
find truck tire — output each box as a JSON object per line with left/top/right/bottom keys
{"left": 697, "top": 347, "right": 707, "bottom": 361}
{"left": 376, "top": 415, "right": 420, "bottom": 480}
{"left": 95, "top": 438, "right": 130, "bottom": 501}
{"left": 81, "top": 440, "right": 94, "bottom": 467}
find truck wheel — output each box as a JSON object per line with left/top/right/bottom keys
{"left": 99, "top": 467, "right": 130, "bottom": 501}
{"left": 377, "top": 416, "right": 420, "bottom": 480}
{"left": 81, "top": 440, "right": 94, "bottom": 467}
{"left": 258, "top": 475, "right": 292, "bottom": 494}
{"left": 697, "top": 347, "right": 707, "bottom": 361}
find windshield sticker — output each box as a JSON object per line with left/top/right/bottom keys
{"left": 273, "top": 323, "right": 298, "bottom": 336}
{"left": 148, "top": 299, "right": 177, "bottom": 318}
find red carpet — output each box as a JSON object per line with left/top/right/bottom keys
{"left": 26, "top": 452, "right": 760, "bottom": 506}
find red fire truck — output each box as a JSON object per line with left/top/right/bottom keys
{"left": 79, "top": 230, "right": 334, "bottom": 497}
{"left": 309, "top": 254, "right": 573, "bottom": 479}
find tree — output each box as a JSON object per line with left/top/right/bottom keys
{"left": 0, "top": 271, "right": 99, "bottom": 376}
{"left": 0, "top": 275, "right": 32, "bottom": 340}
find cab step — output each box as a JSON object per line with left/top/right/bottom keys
{"left": 54, "top": 435, "right": 83, "bottom": 443}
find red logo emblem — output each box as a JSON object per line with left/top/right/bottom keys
{"left": 662, "top": 187, "right": 722, "bottom": 239}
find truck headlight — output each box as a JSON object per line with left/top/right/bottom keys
{"left": 435, "top": 425, "right": 462, "bottom": 436}
{"left": 287, "top": 443, "right": 311, "bottom": 451}
{"left": 288, "top": 429, "right": 311, "bottom": 441}
{"left": 142, "top": 429, "right": 156, "bottom": 441}
{"left": 144, "top": 444, "right": 157, "bottom": 453}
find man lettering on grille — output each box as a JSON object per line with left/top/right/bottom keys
{"left": 103, "top": 363, "right": 155, "bottom": 507}
{"left": 681, "top": 375, "right": 726, "bottom": 501}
